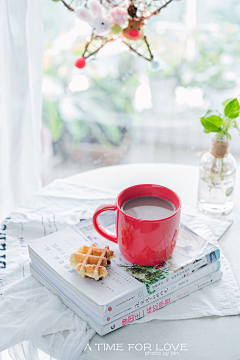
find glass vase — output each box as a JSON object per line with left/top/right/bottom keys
{"left": 197, "top": 134, "right": 236, "bottom": 215}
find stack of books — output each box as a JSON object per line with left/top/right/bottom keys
{"left": 29, "top": 213, "right": 222, "bottom": 335}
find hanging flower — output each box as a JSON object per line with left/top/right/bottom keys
{"left": 108, "top": 7, "right": 128, "bottom": 25}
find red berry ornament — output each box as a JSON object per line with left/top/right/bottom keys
{"left": 75, "top": 57, "right": 86, "bottom": 69}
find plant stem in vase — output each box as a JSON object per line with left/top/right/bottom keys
{"left": 198, "top": 134, "right": 236, "bottom": 214}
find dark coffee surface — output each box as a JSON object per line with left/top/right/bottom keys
{"left": 121, "top": 196, "right": 176, "bottom": 220}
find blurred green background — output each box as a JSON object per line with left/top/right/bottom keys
{"left": 42, "top": 0, "right": 240, "bottom": 183}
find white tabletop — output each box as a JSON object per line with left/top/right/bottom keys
{"left": 1, "top": 163, "right": 240, "bottom": 360}
{"left": 65, "top": 163, "right": 240, "bottom": 360}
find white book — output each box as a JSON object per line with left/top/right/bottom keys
{"left": 30, "top": 259, "right": 220, "bottom": 325}
{"left": 28, "top": 215, "right": 221, "bottom": 317}
{"left": 30, "top": 264, "right": 223, "bottom": 336}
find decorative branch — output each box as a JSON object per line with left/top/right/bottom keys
{"left": 122, "top": 36, "right": 153, "bottom": 61}
{"left": 146, "top": 0, "right": 173, "bottom": 18}
{"left": 81, "top": 36, "right": 153, "bottom": 62}
{"left": 82, "top": 35, "right": 94, "bottom": 58}
{"left": 61, "top": 0, "right": 74, "bottom": 12}
{"left": 100, "top": 0, "right": 112, "bottom": 5}
{"left": 82, "top": 35, "right": 115, "bottom": 59}
{"left": 144, "top": 36, "right": 154, "bottom": 60}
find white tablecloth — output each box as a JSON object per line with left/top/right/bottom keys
{"left": 1, "top": 179, "right": 240, "bottom": 360}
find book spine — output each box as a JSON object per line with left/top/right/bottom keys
{"left": 147, "top": 248, "right": 220, "bottom": 294}
{"left": 101, "top": 270, "right": 223, "bottom": 335}
{"left": 105, "top": 248, "right": 220, "bottom": 315}
{"left": 102, "top": 260, "right": 220, "bottom": 324}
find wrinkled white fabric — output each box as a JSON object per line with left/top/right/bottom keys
{"left": 0, "top": 180, "right": 240, "bottom": 360}
{"left": 4, "top": 276, "right": 95, "bottom": 360}
{"left": 0, "top": 0, "right": 43, "bottom": 222}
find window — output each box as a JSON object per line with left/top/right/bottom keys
{"left": 42, "top": 0, "right": 240, "bottom": 184}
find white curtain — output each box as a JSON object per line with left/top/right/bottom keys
{"left": 0, "top": 0, "right": 43, "bottom": 221}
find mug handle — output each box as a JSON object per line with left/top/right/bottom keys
{"left": 93, "top": 204, "right": 118, "bottom": 243}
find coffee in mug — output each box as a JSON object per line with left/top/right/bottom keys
{"left": 121, "top": 195, "right": 176, "bottom": 220}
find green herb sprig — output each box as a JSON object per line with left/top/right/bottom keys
{"left": 200, "top": 97, "right": 240, "bottom": 142}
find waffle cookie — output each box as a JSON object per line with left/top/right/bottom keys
{"left": 70, "top": 244, "right": 116, "bottom": 281}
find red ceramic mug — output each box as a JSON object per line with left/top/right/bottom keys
{"left": 93, "top": 184, "right": 181, "bottom": 266}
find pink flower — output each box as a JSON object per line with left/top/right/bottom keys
{"left": 108, "top": 7, "right": 127, "bottom": 25}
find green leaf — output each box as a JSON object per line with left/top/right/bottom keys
{"left": 222, "top": 98, "right": 234, "bottom": 107}
{"left": 203, "top": 129, "right": 210, "bottom": 134}
{"left": 200, "top": 110, "right": 223, "bottom": 132}
{"left": 224, "top": 98, "right": 240, "bottom": 119}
